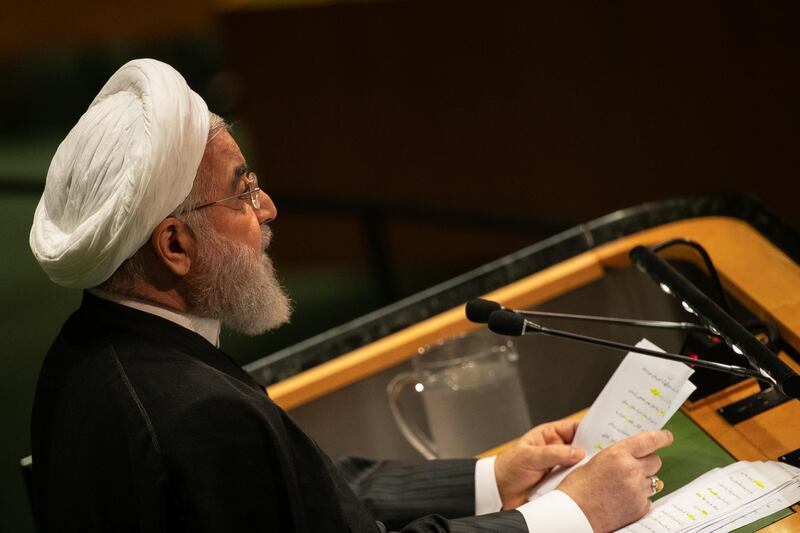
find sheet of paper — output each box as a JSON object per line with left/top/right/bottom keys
{"left": 530, "top": 339, "right": 696, "bottom": 497}
{"left": 692, "top": 468, "right": 800, "bottom": 533}
{"left": 619, "top": 461, "right": 800, "bottom": 533}
{"left": 573, "top": 339, "right": 695, "bottom": 452}
{"left": 709, "top": 478, "right": 800, "bottom": 533}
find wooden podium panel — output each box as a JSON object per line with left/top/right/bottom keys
{"left": 267, "top": 216, "right": 800, "bottom": 530}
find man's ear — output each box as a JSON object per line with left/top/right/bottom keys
{"left": 149, "top": 217, "right": 196, "bottom": 277}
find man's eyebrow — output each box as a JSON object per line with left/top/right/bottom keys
{"left": 230, "top": 164, "right": 249, "bottom": 191}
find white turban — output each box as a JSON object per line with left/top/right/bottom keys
{"left": 30, "top": 58, "right": 210, "bottom": 289}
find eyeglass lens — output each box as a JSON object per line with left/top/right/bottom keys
{"left": 247, "top": 173, "right": 260, "bottom": 209}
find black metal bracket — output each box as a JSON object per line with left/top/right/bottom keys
{"left": 779, "top": 448, "right": 800, "bottom": 469}
{"left": 717, "top": 387, "right": 791, "bottom": 425}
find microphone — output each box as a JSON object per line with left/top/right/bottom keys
{"left": 485, "top": 309, "right": 769, "bottom": 382}
{"left": 466, "top": 298, "right": 708, "bottom": 331}
{"left": 486, "top": 308, "right": 529, "bottom": 335}
{"left": 465, "top": 299, "right": 502, "bottom": 323}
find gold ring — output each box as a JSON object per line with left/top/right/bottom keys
{"left": 650, "top": 476, "right": 665, "bottom": 496}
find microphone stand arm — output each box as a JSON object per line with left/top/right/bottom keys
{"left": 517, "top": 310, "right": 708, "bottom": 331}
{"left": 524, "top": 320, "right": 770, "bottom": 382}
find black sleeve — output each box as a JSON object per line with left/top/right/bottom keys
{"left": 399, "top": 511, "right": 528, "bottom": 532}
{"left": 336, "top": 457, "right": 527, "bottom": 533}
{"left": 337, "top": 456, "right": 476, "bottom": 528}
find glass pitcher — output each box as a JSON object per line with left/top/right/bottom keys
{"left": 387, "top": 328, "right": 532, "bottom": 459}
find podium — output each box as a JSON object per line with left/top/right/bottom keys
{"left": 247, "top": 195, "right": 800, "bottom": 531}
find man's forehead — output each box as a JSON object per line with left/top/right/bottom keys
{"left": 202, "top": 131, "right": 247, "bottom": 191}
{"left": 208, "top": 130, "right": 245, "bottom": 165}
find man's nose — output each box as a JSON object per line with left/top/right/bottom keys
{"left": 257, "top": 190, "right": 277, "bottom": 224}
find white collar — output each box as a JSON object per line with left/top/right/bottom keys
{"left": 88, "top": 288, "right": 221, "bottom": 348}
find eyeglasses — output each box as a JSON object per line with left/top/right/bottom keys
{"left": 189, "top": 172, "right": 261, "bottom": 212}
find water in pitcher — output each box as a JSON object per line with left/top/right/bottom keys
{"left": 422, "top": 359, "right": 531, "bottom": 458}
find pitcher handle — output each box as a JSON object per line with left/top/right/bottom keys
{"left": 387, "top": 372, "right": 439, "bottom": 459}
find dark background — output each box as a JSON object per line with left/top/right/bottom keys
{"left": 1, "top": 2, "right": 799, "bottom": 531}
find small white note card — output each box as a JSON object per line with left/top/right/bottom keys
{"left": 530, "top": 339, "right": 697, "bottom": 498}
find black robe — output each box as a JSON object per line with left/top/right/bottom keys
{"left": 31, "top": 292, "right": 527, "bottom": 532}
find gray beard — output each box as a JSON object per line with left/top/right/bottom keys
{"left": 184, "top": 224, "right": 292, "bottom": 335}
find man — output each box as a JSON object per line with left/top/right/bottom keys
{"left": 30, "top": 59, "right": 671, "bottom": 532}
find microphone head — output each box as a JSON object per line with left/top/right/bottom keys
{"left": 488, "top": 310, "right": 527, "bottom": 336}
{"left": 466, "top": 299, "right": 503, "bottom": 323}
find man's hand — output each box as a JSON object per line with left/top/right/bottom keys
{"left": 494, "top": 418, "right": 586, "bottom": 510}
{"left": 557, "top": 429, "right": 673, "bottom": 533}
